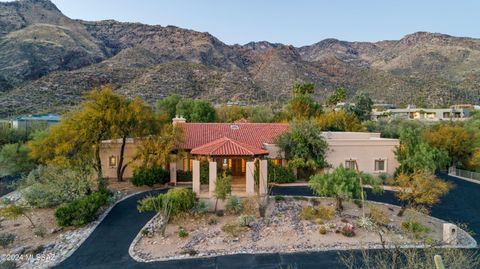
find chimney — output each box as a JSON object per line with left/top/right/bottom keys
{"left": 172, "top": 115, "right": 186, "bottom": 125}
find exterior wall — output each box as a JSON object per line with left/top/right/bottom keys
{"left": 324, "top": 133, "right": 399, "bottom": 175}
{"left": 100, "top": 141, "right": 141, "bottom": 179}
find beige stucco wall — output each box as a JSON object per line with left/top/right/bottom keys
{"left": 323, "top": 132, "right": 399, "bottom": 175}
{"left": 100, "top": 139, "right": 141, "bottom": 179}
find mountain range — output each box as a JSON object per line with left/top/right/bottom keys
{"left": 0, "top": 0, "right": 479, "bottom": 117}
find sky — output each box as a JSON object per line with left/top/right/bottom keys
{"left": 11, "top": 0, "right": 480, "bottom": 46}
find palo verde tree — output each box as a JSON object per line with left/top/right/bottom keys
{"left": 277, "top": 120, "right": 329, "bottom": 178}
{"left": 28, "top": 85, "right": 141, "bottom": 181}
{"left": 309, "top": 165, "right": 382, "bottom": 213}
{"left": 110, "top": 97, "right": 157, "bottom": 181}
{"left": 214, "top": 172, "right": 232, "bottom": 212}
{"left": 394, "top": 171, "right": 452, "bottom": 216}
{"left": 284, "top": 82, "right": 322, "bottom": 121}
{"left": 423, "top": 123, "right": 476, "bottom": 168}
{"left": 315, "top": 111, "right": 365, "bottom": 132}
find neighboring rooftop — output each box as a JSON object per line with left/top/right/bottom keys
{"left": 15, "top": 114, "right": 60, "bottom": 121}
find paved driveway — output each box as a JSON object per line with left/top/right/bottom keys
{"left": 56, "top": 173, "right": 480, "bottom": 268}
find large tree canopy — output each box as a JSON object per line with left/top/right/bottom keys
{"left": 277, "top": 120, "right": 328, "bottom": 177}
{"left": 284, "top": 83, "right": 322, "bottom": 121}
{"left": 395, "top": 128, "right": 449, "bottom": 175}
{"left": 315, "top": 111, "right": 365, "bottom": 132}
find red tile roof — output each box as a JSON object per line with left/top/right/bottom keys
{"left": 190, "top": 137, "right": 269, "bottom": 156}
{"left": 179, "top": 123, "right": 289, "bottom": 156}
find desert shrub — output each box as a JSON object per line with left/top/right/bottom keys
{"left": 299, "top": 206, "right": 317, "bottom": 220}
{"left": 299, "top": 206, "right": 335, "bottom": 221}
{"left": 55, "top": 189, "right": 112, "bottom": 227}
{"left": 356, "top": 216, "right": 375, "bottom": 230}
{"left": 20, "top": 165, "right": 96, "bottom": 208}
{"left": 0, "top": 260, "right": 17, "bottom": 269}
{"left": 132, "top": 165, "right": 169, "bottom": 187}
{"left": 319, "top": 225, "right": 327, "bottom": 234}
{"left": 208, "top": 217, "right": 218, "bottom": 225}
{"left": 368, "top": 204, "right": 390, "bottom": 226}
{"left": 342, "top": 223, "right": 356, "bottom": 237}
{"left": 199, "top": 159, "right": 209, "bottom": 184}
{"left": 401, "top": 219, "right": 430, "bottom": 239}
{"left": 316, "top": 219, "right": 324, "bottom": 225}
{"left": 274, "top": 195, "right": 286, "bottom": 202}
{"left": 0, "top": 233, "right": 15, "bottom": 248}
{"left": 268, "top": 160, "right": 296, "bottom": 183}
{"left": 222, "top": 222, "right": 247, "bottom": 237}
{"left": 241, "top": 197, "right": 257, "bottom": 215}
{"left": 225, "top": 196, "right": 243, "bottom": 214}
{"left": 33, "top": 226, "right": 47, "bottom": 238}
{"left": 137, "top": 188, "right": 195, "bottom": 217}
{"left": 178, "top": 227, "right": 189, "bottom": 238}
{"left": 317, "top": 206, "right": 335, "bottom": 220}
{"left": 239, "top": 214, "right": 256, "bottom": 227}
{"left": 1, "top": 197, "right": 12, "bottom": 205}
{"left": 176, "top": 170, "right": 192, "bottom": 182}
{"left": 191, "top": 200, "right": 209, "bottom": 215}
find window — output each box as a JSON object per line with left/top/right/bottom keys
{"left": 374, "top": 159, "right": 386, "bottom": 172}
{"left": 108, "top": 156, "right": 117, "bottom": 167}
{"left": 241, "top": 159, "right": 246, "bottom": 173}
{"left": 345, "top": 160, "right": 356, "bottom": 170}
{"left": 183, "top": 158, "right": 188, "bottom": 171}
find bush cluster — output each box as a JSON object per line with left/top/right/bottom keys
{"left": 368, "top": 204, "right": 390, "bottom": 226}
{"left": 55, "top": 190, "right": 112, "bottom": 227}
{"left": 299, "top": 205, "right": 335, "bottom": 221}
{"left": 268, "top": 160, "right": 296, "bottom": 183}
{"left": 132, "top": 165, "right": 169, "bottom": 187}
{"left": 401, "top": 219, "right": 431, "bottom": 239}
{"left": 225, "top": 196, "right": 243, "bottom": 214}
{"left": 0, "top": 233, "right": 15, "bottom": 248}
{"left": 176, "top": 170, "right": 192, "bottom": 182}
{"left": 137, "top": 188, "right": 196, "bottom": 217}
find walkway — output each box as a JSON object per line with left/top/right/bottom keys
{"left": 55, "top": 173, "right": 480, "bottom": 268}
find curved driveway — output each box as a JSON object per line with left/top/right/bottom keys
{"left": 56, "top": 173, "right": 480, "bottom": 269}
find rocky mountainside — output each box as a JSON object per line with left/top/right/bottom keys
{"left": 0, "top": 0, "right": 479, "bottom": 117}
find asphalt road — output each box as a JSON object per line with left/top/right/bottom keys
{"left": 56, "top": 173, "right": 480, "bottom": 269}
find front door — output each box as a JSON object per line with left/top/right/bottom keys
{"left": 231, "top": 159, "right": 245, "bottom": 176}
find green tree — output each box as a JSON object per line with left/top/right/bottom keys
{"left": 309, "top": 165, "right": 382, "bottom": 212}
{"left": 326, "top": 88, "right": 347, "bottom": 106}
{"left": 277, "top": 120, "right": 329, "bottom": 178}
{"left": 395, "top": 171, "right": 452, "bottom": 216}
{"left": 111, "top": 97, "right": 157, "bottom": 181}
{"left": 214, "top": 172, "right": 232, "bottom": 212}
{"left": 156, "top": 94, "right": 182, "bottom": 122}
{"left": 285, "top": 83, "right": 322, "bottom": 121}
{"left": 28, "top": 85, "right": 121, "bottom": 180}
{"left": 424, "top": 123, "right": 476, "bottom": 168}
{"left": 215, "top": 105, "right": 248, "bottom": 123}
{"left": 349, "top": 92, "right": 373, "bottom": 121}
{"left": 315, "top": 111, "right": 365, "bottom": 132}
{"left": 249, "top": 106, "right": 275, "bottom": 123}
{"left": 0, "top": 204, "right": 35, "bottom": 227}
{"left": 177, "top": 99, "right": 216, "bottom": 122}
{"left": 395, "top": 128, "right": 449, "bottom": 175}
{"left": 0, "top": 143, "right": 36, "bottom": 177}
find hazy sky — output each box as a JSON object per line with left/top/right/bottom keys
{"left": 15, "top": 0, "right": 480, "bottom": 46}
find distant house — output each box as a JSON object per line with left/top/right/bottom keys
{"left": 100, "top": 116, "right": 399, "bottom": 199}
{"left": 11, "top": 114, "right": 60, "bottom": 129}
{"left": 372, "top": 106, "right": 470, "bottom": 121}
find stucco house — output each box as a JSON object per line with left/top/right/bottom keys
{"left": 100, "top": 117, "right": 399, "bottom": 199}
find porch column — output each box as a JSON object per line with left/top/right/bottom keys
{"left": 169, "top": 161, "right": 177, "bottom": 185}
{"left": 192, "top": 160, "right": 200, "bottom": 195}
{"left": 209, "top": 161, "right": 217, "bottom": 198}
{"left": 246, "top": 161, "right": 255, "bottom": 195}
{"left": 259, "top": 159, "right": 268, "bottom": 195}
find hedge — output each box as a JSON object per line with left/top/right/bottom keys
{"left": 132, "top": 165, "right": 170, "bottom": 187}
{"left": 268, "top": 160, "right": 296, "bottom": 183}
{"left": 55, "top": 190, "right": 112, "bottom": 227}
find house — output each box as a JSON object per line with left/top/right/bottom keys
{"left": 372, "top": 106, "right": 470, "bottom": 121}
{"left": 10, "top": 114, "right": 61, "bottom": 129}
{"left": 100, "top": 117, "right": 399, "bottom": 199}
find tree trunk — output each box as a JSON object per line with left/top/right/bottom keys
{"left": 94, "top": 144, "right": 103, "bottom": 181}
{"left": 23, "top": 213, "right": 35, "bottom": 228}
{"left": 117, "top": 135, "right": 127, "bottom": 182}
{"left": 397, "top": 205, "right": 407, "bottom": 217}
{"left": 336, "top": 197, "right": 343, "bottom": 213}
{"left": 214, "top": 198, "right": 218, "bottom": 213}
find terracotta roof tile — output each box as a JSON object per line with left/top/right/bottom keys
{"left": 179, "top": 123, "right": 289, "bottom": 152}
{"left": 190, "top": 137, "right": 269, "bottom": 156}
